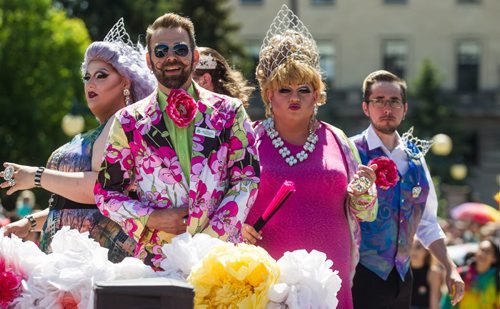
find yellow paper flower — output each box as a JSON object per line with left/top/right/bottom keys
{"left": 494, "top": 191, "right": 500, "bottom": 207}
{"left": 188, "top": 243, "right": 280, "bottom": 308}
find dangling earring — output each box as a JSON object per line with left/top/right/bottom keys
{"left": 309, "top": 105, "right": 318, "bottom": 133}
{"left": 123, "top": 88, "right": 131, "bottom": 105}
{"left": 269, "top": 103, "right": 274, "bottom": 119}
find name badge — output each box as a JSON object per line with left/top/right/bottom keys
{"left": 195, "top": 127, "right": 216, "bottom": 138}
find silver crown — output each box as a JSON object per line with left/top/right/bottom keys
{"left": 401, "top": 127, "right": 433, "bottom": 159}
{"left": 258, "top": 4, "right": 320, "bottom": 78}
{"left": 103, "top": 17, "right": 141, "bottom": 51}
{"left": 196, "top": 54, "right": 217, "bottom": 70}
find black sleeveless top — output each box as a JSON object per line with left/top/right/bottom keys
{"left": 411, "top": 264, "right": 430, "bottom": 308}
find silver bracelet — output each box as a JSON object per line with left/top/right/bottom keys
{"left": 34, "top": 166, "right": 45, "bottom": 188}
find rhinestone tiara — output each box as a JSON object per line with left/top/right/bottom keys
{"left": 401, "top": 127, "right": 434, "bottom": 160}
{"left": 103, "top": 17, "right": 141, "bottom": 51}
{"left": 196, "top": 53, "right": 217, "bottom": 70}
{"left": 258, "top": 4, "right": 320, "bottom": 79}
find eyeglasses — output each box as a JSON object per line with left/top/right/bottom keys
{"left": 368, "top": 98, "right": 404, "bottom": 109}
{"left": 153, "top": 43, "right": 190, "bottom": 58}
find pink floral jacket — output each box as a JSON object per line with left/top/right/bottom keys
{"left": 94, "top": 85, "right": 260, "bottom": 266}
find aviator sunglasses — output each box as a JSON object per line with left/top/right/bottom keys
{"left": 154, "top": 43, "right": 190, "bottom": 58}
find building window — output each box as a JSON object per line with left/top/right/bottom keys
{"left": 384, "top": 0, "right": 408, "bottom": 4}
{"left": 457, "top": 41, "right": 480, "bottom": 92}
{"left": 383, "top": 40, "right": 408, "bottom": 79}
{"left": 312, "top": 0, "right": 335, "bottom": 4}
{"left": 240, "top": 0, "right": 263, "bottom": 4}
{"left": 318, "top": 41, "right": 336, "bottom": 86}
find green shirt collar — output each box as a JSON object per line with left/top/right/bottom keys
{"left": 158, "top": 83, "right": 198, "bottom": 110}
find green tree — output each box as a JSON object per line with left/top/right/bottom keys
{"left": 407, "top": 59, "right": 472, "bottom": 183}
{"left": 406, "top": 60, "right": 476, "bottom": 216}
{"left": 53, "top": 0, "right": 253, "bottom": 76}
{"left": 172, "top": 0, "right": 244, "bottom": 57}
{"left": 56, "top": 0, "right": 255, "bottom": 93}
{"left": 405, "top": 59, "right": 452, "bottom": 138}
{"left": 404, "top": 60, "right": 451, "bottom": 214}
{"left": 0, "top": 0, "right": 90, "bottom": 208}
{"left": 53, "top": 0, "right": 176, "bottom": 42}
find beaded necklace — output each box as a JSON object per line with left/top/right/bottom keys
{"left": 262, "top": 117, "right": 319, "bottom": 166}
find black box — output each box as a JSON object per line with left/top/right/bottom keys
{"left": 94, "top": 277, "right": 194, "bottom": 309}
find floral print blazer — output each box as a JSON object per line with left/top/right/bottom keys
{"left": 94, "top": 84, "right": 260, "bottom": 265}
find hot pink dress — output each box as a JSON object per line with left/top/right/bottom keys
{"left": 246, "top": 122, "right": 353, "bottom": 308}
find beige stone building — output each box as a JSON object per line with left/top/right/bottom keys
{"left": 228, "top": 0, "right": 500, "bottom": 208}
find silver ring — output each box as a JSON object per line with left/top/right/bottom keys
{"left": 352, "top": 176, "right": 371, "bottom": 192}
{"left": 182, "top": 217, "right": 187, "bottom": 225}
{"left": 3, "top": 165, "right": 15, "bottom": 181}
{"left": 8, "top": 179, "right": 16, "bottom": 187}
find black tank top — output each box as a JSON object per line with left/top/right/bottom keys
{"left": 411, "top": 264, "right": 430, "bottom": 308}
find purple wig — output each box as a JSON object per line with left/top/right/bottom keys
{"left": 81, "top": 41, "right": 156, "bottom": 103}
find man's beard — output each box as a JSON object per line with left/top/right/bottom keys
{"left": 153, "top": 59, "right": 193, "bottom": 89}
{"left": 373, "top": 124, "right": 397, "bottom": 135}
{"left": 372, "top": 117, "right": 400, "bottom": 134}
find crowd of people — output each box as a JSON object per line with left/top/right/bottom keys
{"left": 1, "top": 4, "right": 498, "bottom": 308}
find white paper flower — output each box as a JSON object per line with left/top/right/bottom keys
{"left": 0, "top": 229, "right": 47, "bottom": 276}
{"left": 1, "top": 227, "right": 156, "bottom": 309}
{"left": 112, "top": 257, "right": 155, "bottom": 279}
{"left": 267, "top": 249, "right": 342, "bottom": 309}
{"left": 159, "top": 232, "right": 226, "bottom": 281}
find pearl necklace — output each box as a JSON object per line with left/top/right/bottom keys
{"left": 262, "top": 118, "right": 319, "bottom": 166}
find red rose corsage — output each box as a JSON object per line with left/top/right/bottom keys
{"left": 166, "top": 89, "right": 198, "bottom": 128}
{"left": 368, "top": 157, "right": 399, "bottom": 190}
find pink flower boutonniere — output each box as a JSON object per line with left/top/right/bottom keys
{"left": 368, "top": 157, "right": 399, "bottom": 190}
{"left": 166, "top": 89, "right": 198, "bottom": 128}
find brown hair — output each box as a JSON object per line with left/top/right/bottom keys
{"left": 146, "top": 13, "right": 196, "bottom": 53}
{"left": 194, "top": 47, "right": 254, "bottom": 107}
{"left": 362, "top": 70, "right": 407, "bottom": 104}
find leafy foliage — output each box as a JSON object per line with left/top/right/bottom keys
{"left": 0, "top": 0, "right": 90, "bottom": 208}
{"left": 406, "top": 59, "right": 473, "bottom": 215}
{"left": 173, "top": 0, "right": 245, "bottom": 58}
{"left": 404, "top": 60, "right": 449, "bottom": 137}
{"left": 54, "top": 0, "right": 253, "bottom": 81}
{"left": 53, "top": 0, "right": 174, "bottom": 42}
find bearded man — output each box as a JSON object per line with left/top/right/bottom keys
{"left": 94, "top": 13, "right": 259, "bottom": 267}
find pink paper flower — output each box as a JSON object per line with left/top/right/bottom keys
{"left": 166, "top": 89, "right": 197, "bottom": 128}
{"left": 0, "top": 258, "right": 22, "bottom": 309}
{"left": 368, "top": 157, "right": 399, "bottom": 189}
